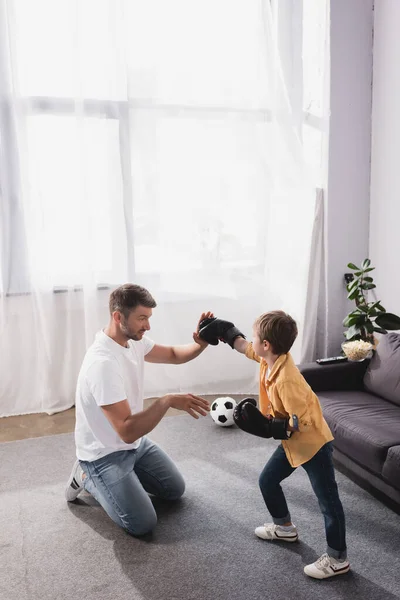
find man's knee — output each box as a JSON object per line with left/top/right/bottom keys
{"left": 167, "top": 474, "right": 185, "bottom": 500}
{"left": 125, "top": 511, "right": 158, "bottom": 537}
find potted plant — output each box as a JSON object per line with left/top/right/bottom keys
{"left": 343, "top": 258, "right": 400, "bottom": 345}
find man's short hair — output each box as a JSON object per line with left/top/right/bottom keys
{"left": 109, "top": 284, "right": 156, "bottom": 317}
{"left": 254, "top": 310, "right": 298, "bottom": 355}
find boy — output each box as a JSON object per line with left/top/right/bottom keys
{"left": 199, "top": 311, "right": 349, "bottom": 579}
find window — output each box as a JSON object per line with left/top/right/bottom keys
{"left": 1, "top": 0, "right": 329, "bottom": 293}
{"left": 302, "top": 0, "right": 329, "bottom": 184}
{"left": 271, "top": 0, "right": 328, "bottom": 184}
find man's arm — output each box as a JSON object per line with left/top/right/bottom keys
{"left": 102, "top": 393, "right": 210, "bottom": 444}
{"left": 145, "top": 310, "right": 213, "bottom": 364}
{"left": 145, "top": 342, "right": 206, "bottom": 365}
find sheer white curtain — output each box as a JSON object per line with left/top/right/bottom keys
{"left": 0, "top": 0, "right": 328, "bottom": 417}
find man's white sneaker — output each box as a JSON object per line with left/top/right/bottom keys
{"left": 304, "top": 553, "right": 350, "bottom": 579}
{"left": 65, "top": 460, "right": 84, "bottom": 502}
{"left": 254, "top": 523, "right": 298, "bottom": 542}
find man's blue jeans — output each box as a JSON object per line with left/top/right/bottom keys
{"left": 79, "top": 437, "right": 185, "bottom": 536}
{"left": 259, "top": 441, "right": 347, "bottom": 559}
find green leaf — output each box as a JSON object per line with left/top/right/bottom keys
{"left": 363, "top": 267, "right": 375, "bottom": 273}
{"left": 375, "top": 312, "right": 400, "bottom": 330}
{"left": 363, "top": 277, "right": 373, "bottom": 282}
{"left": 376, "top": 303, "right": 386, "bottom": 312}
{"left": 347, "top": 278, "right": 360, "bottom": 292}
{"left": 343, "top": 315, "right": 364, "bottom": 327}
{"left": 361, "top": 283, "right": 376, "bottom": 290}
{"left": 345, "top": 325, "right": 361, "bottom": 340}
{"left": 347, "top": 263, "right": 359, "bottom": 270}
{"left": 368, "top": 301, "right": 382, "bottom": 311}
{"left": 362, "top": 258, "right": 371, "bottom": 269}
{"left": 347, "top": 309, "right": 361, "bottom": 316}
{"left": 358, "top": 304, "right": 369, "bottom": 313}
{"left": 373, "top": 327, "right": 387, "bottom": 335}
{"left": 365, "top": 321, "right": 374, "bottom": 333}
{"left": 347, "top": 288, "right": 360, "bottom": 300}
{"left": 343, "top": 317, "right": 354, "bottom": 327}
{"left": 346, "top": 310, "right": 364, "bottom": 318}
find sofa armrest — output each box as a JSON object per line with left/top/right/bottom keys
{"left": 298, "top": 360, "right": 370, "bottom": 392}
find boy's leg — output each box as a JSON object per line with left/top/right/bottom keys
{"left": 259, "top": 444, "right": 296, "bottom": 522}
{"left": 301, "top": 442, "right": 347, "bottom": 560}
{"left": 133, "top": 437, "right": 186, "bottom": 500}
{"left": 80, "top": 447, "right": 158, "bottom": 536}
{"left": 302, "top": 442, "right": 349, "bottom": 579}
{"left": 256, "top": 444, "right": 298, "bottom": 541}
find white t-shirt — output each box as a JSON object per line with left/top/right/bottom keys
{"left": 75, "top": 330, "right": 155, "bottom": 461}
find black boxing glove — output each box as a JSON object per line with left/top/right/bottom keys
{"left": 198, "top": 317, "right": 245, "bottom": 349}
{"left": 233, "top": 398, "right": 268, "bottom": 436}
{"left": 233, "top": 398, "right": 291, "bottom": 440}
{"left": 197, "top": 317, "right": 219, "bottom": 346}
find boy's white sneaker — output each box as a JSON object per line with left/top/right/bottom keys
{"left": 255, "top": 523, "right": 298, "bottom": 542}
{"left": 304, "top": 553, "right": 350, "bottom": 579}
{"left": 65, "top": 460, "right": 84, "bottom": 502}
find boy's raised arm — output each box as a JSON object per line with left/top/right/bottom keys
{"left": 233, "top": 336, "right": 250, "bottom": 354}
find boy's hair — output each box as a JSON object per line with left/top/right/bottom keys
{"left": 254, "top": 310, "right": 298, "bottom": 355}
{"left": 109, "top": 284, "right": 156, "bottom": 317}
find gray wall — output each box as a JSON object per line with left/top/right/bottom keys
{"left": 370, "top": 0, "right": 400, "bottom": 320}
{"left": 322, "top": 0, "right": 374, "bottom": 356}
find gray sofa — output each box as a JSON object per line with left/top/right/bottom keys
{"left": 299, "top": 332, "right": 400, "bottom": 509}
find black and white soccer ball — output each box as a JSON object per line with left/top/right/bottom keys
{"left": 210, "top": 397, "right": 237, "bottom": 427}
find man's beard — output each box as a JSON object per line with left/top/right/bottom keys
{"left": 120, "top": 321, "right": 144, "bottom": 341}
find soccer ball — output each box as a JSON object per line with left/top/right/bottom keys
{"left": 210, "top": 397, "right": 237, "bottom": 427}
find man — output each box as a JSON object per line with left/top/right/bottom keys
{"left": 65, "top": 283, "right": 211, "bottom": 536}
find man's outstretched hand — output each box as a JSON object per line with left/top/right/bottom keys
{"left": 193, "top": 311, "right": 215, "bottom": 347}
{"left": 166, "top": 393, "right": 210, "bottom": 419}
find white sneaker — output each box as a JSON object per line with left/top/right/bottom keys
{"left": 65, "top": 460, "right": 84, "bottom": 502}
{"left": 304, "top": 553, "right": 350, "bottom": 579}
{"left": 255, "top": 523, "right": 298, "bottom": 542}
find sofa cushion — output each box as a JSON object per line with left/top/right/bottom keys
{"left": 382, "top": 446, "right": 400, "bottom": 491}
{"left": 363, "top": 332, "right": 400, "bottom": 406}
{"left": 319, "top": 391, "right": 400, "bottom": 475}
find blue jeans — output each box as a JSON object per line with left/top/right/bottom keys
{"left": 79, "top": 437, "right": 185, "bottom": 536}
{"left": 259, "top": 442, "right": 347, "bottom": 559}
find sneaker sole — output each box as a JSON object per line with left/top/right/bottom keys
{"left": 304, "top": 564, "right": 350, "bottom": 579}
{"left": 255, "top": 532, "right": 299, "bottom": 543}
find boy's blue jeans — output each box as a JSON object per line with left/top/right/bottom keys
{"left": 259, "top": 441, "right": 347, "bottom": 560}
{"left": 79, "top": 437, "right": 185, "bottom": 536}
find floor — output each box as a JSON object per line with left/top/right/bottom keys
{"left": 0, "top": 395, "right": 250, "bottom": 443}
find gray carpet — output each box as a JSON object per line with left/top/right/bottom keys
{"left": 1, "top": 415, "right": 400, "bottom": 600}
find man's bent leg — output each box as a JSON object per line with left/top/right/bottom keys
{"left": 134, "top": 437, "right": 186, "bottom": 501}
{"left": 80, "top": 449, "right": 157, "bottom": 536}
